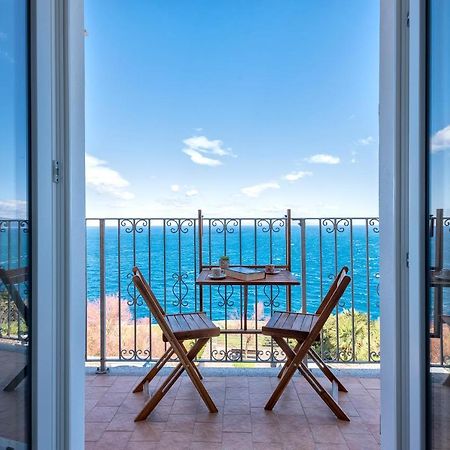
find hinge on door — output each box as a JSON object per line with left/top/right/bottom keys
{"left": 52, "top": 160, "right": 60, "bottom": 183}
{"left": 406, "top": 11, "right": 410, "bottom": 28}
{"left": 406, "top": 252, "right": 409, "bottom": 268}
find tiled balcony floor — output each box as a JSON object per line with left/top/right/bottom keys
{"left": 85, "top": 373, "right": 380, "bottom": 450}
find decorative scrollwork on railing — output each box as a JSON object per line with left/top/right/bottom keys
{"left": 120, "top": 348, "right": 151, "bottom": 361}
{"left": 126, "top": 273, "right": 143, "bottom": 306}
{"left": 210, "top": 218, "right": 238, "bottom": 234}
{"left": 444, "top": 218, "right": 450, "bottom": 229}
{"left": 120, "top": 218, "right": 149, "bottom": 234}
{"left": 19, "top": 220, "right": 29, "bottom": 233}
{"left": 369, "top": 350, "right": 380, "bottom": 363}
{"left": 322, "top": 218, "right": 337, "bottom": 233}
{"left": 338, "top": 348, "right": 354, "bottom": 362}
{"left": 171, "top": 272, "right": 189, "bottom": 307}
{"left": 211, "top": 348, "right": 242, "bottom": 362}
{"left": 166, "top": 218, "right": 194, "bottom": 234}
{"left": 217, "top": 285, "right": 234, "bottom": 307}
{"left": 224, "top": 218, "right": 238, "bottom": 233}
{"left": 368, "top": 218, "right": 379, "bottom": 233}
{"left": 256, "top": 348, "right": 286, "bottom": 362}
{"left": 263, "top": 284, "right": 280, "bottom": 307}
{"left": 336, "top": 218, "right": 350, "bottom": 233}
{"left": 0, "top": 221, "right": 7, "bottom": 233}
{"left": 256, "top": 218, "right": 285, "bottom": 233}
{"left": 321, "top": 349, "right": 336, "bottom": 362}
{"left": 211, "top": 218, "right": 225, "bottom": 234}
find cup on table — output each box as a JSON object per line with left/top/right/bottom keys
{"left": 211, "top": 267, "right": 223, "bottom": 277}
{"left": 265, "top": 264, "right": 275, "bottom": 274}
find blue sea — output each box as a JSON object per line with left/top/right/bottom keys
{"left": 85, "top": 220, "right": 381, "bottom": 321}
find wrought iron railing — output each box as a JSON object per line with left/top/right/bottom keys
{"left": 85, "top": 212, "right": 381, "bottom": 370}
{"left": 3, "top": 215, "right": 450, "bottom": 369}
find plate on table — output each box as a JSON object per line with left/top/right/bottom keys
{"left": 208, "top": 273, "right": 227, "bottom": 280}
{"left": 265, "top": 270, "right": 281, "bottom": 275}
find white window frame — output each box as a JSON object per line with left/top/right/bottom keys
{"left": 31, "top": 0, "right": 85, "bottom": 448}
{"left": 380, "top": 0, "right": 426, "bottom": 449}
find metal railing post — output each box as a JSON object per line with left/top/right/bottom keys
{"left": 97, "top": 219, "right": 108, "bottom": 374}
{"left": 198, "top": 210, "right": 203, "bottom": 312}
{"left": 300, "top": 218, "right": 307, "bottom": 314}
{"left": 286, "top": 209, "right": 292, "bottom": 311}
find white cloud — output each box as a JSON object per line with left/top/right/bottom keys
{"left": 171, "top": 184, "right": 180, "bottom": 192}
{"left": 0, "top": 200, "right": 27, "bottom": 219}
{"left": 85, "top": 153, "right": 134, "bottom": 200}
{"left": 431, "top": 125, "right": 450, "bottom": 152}
{"left": 185, "top": 189, "right": 199, "bottom": 197}
{"left": 357, "top": 136, "right": 374, "bottom": 146}
{"left": 182, "top": 135, "right": 235, "bottom": 166}
{"left": 283, "top": 171, "right": 312, "bottom": 181}
{"left": 241, "top": 182, "right": 280, "bottom": 198}
{"left": 305, "top": 154, "right": 340, "bottom": 165}
{"left": 182, "top": 148, "right": 222, "bottom": 167}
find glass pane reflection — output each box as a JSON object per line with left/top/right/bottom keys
{"left": 428, "top": 1, "right": 450, "bottom": 448}
{"left": 0, "top": 0, "right": 31, "bottom": 448}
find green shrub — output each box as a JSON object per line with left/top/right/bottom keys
{"left": 318, "top": 310, "right": 380, "bottom": 362}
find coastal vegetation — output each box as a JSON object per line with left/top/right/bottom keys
{"left": 85, "top": 295, "right": 383, "bottom": 363}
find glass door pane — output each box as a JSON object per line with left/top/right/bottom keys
{"left": 427, "top": 1, "right": 450, "bottom": 448}
{"left": 0, "top": 0, "right": 31, "bottom": 448}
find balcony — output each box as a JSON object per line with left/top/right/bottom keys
{"left": 1, "top": 214, "right": 384, "bottom": 448}
{"left": 84, "top": 213, "right": 381, "bottom": 368}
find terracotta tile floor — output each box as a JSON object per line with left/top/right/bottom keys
{"left": 85, "top": 373, "right": 380, "bottom": 449}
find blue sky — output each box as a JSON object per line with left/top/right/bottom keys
{"left": 0, "top": 0, "right": 28, "bottom": 219}
{"left": 84, "top": 0, "right": 381, "bottom": 218}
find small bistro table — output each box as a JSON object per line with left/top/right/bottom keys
{"left": 195, "top": 268, "right": 300, "bottom": 331}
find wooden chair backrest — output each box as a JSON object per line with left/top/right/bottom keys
{"left": 306, "top": 267, "right": 351, "bottom": 348}
{"left": 315, "top": 266, "right": 348, "bottom": 315}
{"left": 133, "top": 266, "right": 166, "bottom": 317}
{"left": 0, "top": 267, "right": 29, "bottom": 324}
{"left": 132, "top": 266, "right": 178, "bottom": 345}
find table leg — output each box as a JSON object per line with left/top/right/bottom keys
{"left": 243, "top": 285, "right": 248, "bottom": 331}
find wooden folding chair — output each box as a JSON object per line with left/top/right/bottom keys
{"left": 132, "top": 266, "right": 221, "bottom": 421}
{"left": 0, "top": 267, "right": 29, "bottom": 392}
{"left": 262, "top": 266, "right": 351, "bottom": 421}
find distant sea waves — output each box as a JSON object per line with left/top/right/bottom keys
{"left": 85, "top": 225, "right": 381, "bottom": 321}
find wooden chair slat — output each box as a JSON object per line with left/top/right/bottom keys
{"left": 283, "top": 312, "right": 298, "bottom": 329}
{"left": 265, "top": 311, "right": 282, "bottom": 328}
{"left": 292, "top": 313, "right": 306, "bottom": 331}
{"left": 184, "top": 313, "right": 199, "bottom": 330}
{"left": 166, "top": 315, "right": 183, "bottom": 333}
{"left": 191, "top": 313, "right": 209, "bottom": 330}
{"left": 274, "top": 312, "right": 290, "bottom": 329}
{"left": 302, "top": 315, "right": 314, "bottom": 332}
{"left": 174, "top": 314, "right": 190, "bottom": 331}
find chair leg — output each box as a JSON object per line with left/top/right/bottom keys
{"left": 181, "top": 339, "right": 217, "bottom": 414}
{"left": 133, "top": 347, "right": 175, "bottom": 393}
{"left": 277, "top": 341, "right": 301, "bottom": 378}
{"left": 135, "top": 338, "right": 214, "bottom": 421}
{"left": 296, "top": 361, "right": 349, "bottom": 421}
{"left": 181, "top": 341, "right": 203, "bottom": 381}
{"left": 307, "top": 347, "right": 347, "bottom": 392}
{"left": 265, "top": 337, "right": 308, "bottom": 410}
{"left": 268, "top": 337, "right": 349, "bottom": 421}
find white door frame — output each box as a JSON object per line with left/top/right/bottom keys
{"left": 380, "top": 0, "right": 426, "bottom": 449}
{"left": 31, "top": 0, "right": 85, "bottom": 448}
